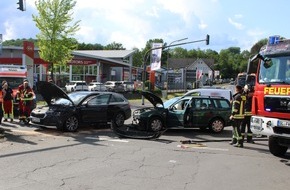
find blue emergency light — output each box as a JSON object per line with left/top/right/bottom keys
{"left": 268, "top": 35, "right": 280, "bottom": 45}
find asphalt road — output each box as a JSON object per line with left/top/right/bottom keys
{"left": 1, "top": 112, "right": 290, "bottom": 190}
{"left": 1, "top": 93, "right": 290, "bottom": 190}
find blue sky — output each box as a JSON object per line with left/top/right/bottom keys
{"left": 1, "top": 0, "right": 289, "bottom": 52}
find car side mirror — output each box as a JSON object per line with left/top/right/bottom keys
{"left": 169, "top": 106, "right": 174, "bottom": 111}
{"left": 263, "top": 58, "right": 273, "bottom": 69}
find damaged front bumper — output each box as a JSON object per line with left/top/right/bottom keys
{"left": 110, "top": 121, "right": 167, "bottom": 139}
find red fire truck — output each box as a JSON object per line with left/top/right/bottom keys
{"left": 249, "top": 36, "right": 290, "bottom": 156}
{"left": 0, "top": 65, "right": 28, "bottom": 112}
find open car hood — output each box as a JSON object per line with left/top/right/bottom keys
{"left": 36, "top": 81, "right": 73, "bottom": 105}
{"left": 141, "top": 91, "right": 163, "bottom": 107}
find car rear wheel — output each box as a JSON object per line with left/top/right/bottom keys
{"left": 209, "top": 118, "right": 224, "bottom": 133}
{"left": 64, "top": 115, "right": 79, "bottom": 132}
{"left": 113, "top": 112, "right": 125, "bottom": 128}
{"left": 148, "top": 117, "right": 163, "bottom": 132}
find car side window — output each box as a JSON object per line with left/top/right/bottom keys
{"left": 172, "top": 99, "right": 188, "bottom": 110}
{"left": 87, "top": 94, "right": 110, "bottom": 106}
{"left": 195, "top": 99, "right": 201, "bottom": 109}
{"left": 194, "top": 99, "right": 210, "bottom": 109}
{"left": 215, "top": 99, "right": 230, "bottom": 108}
{"left": 109, "top": 94, "right": 126, "bottom": 103}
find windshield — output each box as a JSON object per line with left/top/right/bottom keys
{"left": 0, "top": 77, "right": 25, "bottom": 89}
{"left": 55, "top": 92, "right": 89, "bottom": 105}
{"left": 163, "top": 97, "right": 180, "bottom": 108}
{"left": 259, "top": 56, "right": 290, "bottom": 84}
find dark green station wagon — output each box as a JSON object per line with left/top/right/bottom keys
{"left": 132, "top": 91, "right": 232, "bottom": 133}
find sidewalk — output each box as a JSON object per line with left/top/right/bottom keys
{"left": 129, "top": 99, "right": 152, "bottom": 108}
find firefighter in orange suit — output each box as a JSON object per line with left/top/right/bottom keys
{"left": 2, "top": 81, "right": 14, "bottom": 122}
{"left": 16, "top": 79, "right": 34, "bottom": 124}
{"left": 229, "top": 85, "right": 246, "bottom": 148}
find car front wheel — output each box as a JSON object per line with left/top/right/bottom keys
{"left": 269, "top": 136, "right": 288, "bottom": 157}
{"left": 113, "top": 112, "right": 125, "bottom": 128}
{"left": 148, "top": 117, "right": 163, "bottom": 132}
{"left": 209, "top": 118, "right": 224, "bottom": 133}
{"left": 64, "top": 115, "right": 79, "bottom": 132}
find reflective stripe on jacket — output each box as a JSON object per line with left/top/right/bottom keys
{"left": 231, "top": 93, "right": 245, "bottom": 119}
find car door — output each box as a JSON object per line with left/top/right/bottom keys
{"left": 167, "top": 98, "right": 189, "bottom": 128}
{"left": 214, "top": 99, "right": 231, "bottom": 124}
{"left": 80, "top": 94, "right": 110, "bottom": 123}
{"left": 195, "top": 98, "right": 214, "bottom": 127}
{"left": 189, "top": 98, "right": 212, "bottom": 128}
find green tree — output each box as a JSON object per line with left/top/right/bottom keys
{"left": 250, "top": 38, "right": 267, "bottom": 55}
{"left": 77, "top": 42, "right": 104, "bottom": 50}
{"left": 2, "top": 38, "right": 37, "bottom": 46}
{"left": 32, "top": 0, "right": 80, "bottom": 79}
{"left": 171, "top": 47, "right": 188, "bottom": 58}
{"left": 104, "top": 42, "right": 125, "bottom": 50}
{"left": 132, "top": 48, "right": 143, "bottom": 67}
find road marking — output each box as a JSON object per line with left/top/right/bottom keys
{"left": 86, "top": 137, "right": 129, "bottom": 143}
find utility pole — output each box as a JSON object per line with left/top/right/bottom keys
{"left": 166, "top": 38, "right": 188, "bottom": 99}
{"left": 141, "top": 34, "right": 210, "bottom": 105}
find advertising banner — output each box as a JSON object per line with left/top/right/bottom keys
{"left": 150, "top": 43, "right": 162, "bottom": 71}
{"left": 0, "top": 34, "right": 2, "bottom": 55}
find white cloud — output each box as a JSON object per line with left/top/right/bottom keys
{"left": 3, "top": 21, "right": 16, "bottom": 41}
{"left": 145, "top": 6, "right": 160, "bottom": 18}
{"left": 198, "top": 20, "right": 208, "bottom": 30}
{"left": 234, "top": 14, "right": 243, "bottom": 19}
{"left": 228, "top": 18, "right": 244, "bottom": 30}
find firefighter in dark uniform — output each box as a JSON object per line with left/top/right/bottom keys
{"left": 16, "top": 79, "right": 34, "bottom": 124}
{"left": 229, "top": 85, "right": 246, "bottom": 148}
{"left": 241, "top": 84, "right": 255, "bottom": 143}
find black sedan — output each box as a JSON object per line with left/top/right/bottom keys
{"left": 30, "top": 81, "right": 131, "bottom": 132}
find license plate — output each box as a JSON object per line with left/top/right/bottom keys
{"left": 278, "top": 120, "right": 290, "bottom": 127}
{"left": 32, "top": 117, "right": 40, "bottom": 123}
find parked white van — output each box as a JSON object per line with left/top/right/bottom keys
{"left": 182, "top": 88, "right": 233, "bottom": 102}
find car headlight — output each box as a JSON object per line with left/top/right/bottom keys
{"left": 54, "top": 112, "right": 62, "bottom": 116}
{"left": 251, "top": 117, "right": 263, "bottom": 131}
{"left": 133, "top": 110, "right": 140, "bottom": 115}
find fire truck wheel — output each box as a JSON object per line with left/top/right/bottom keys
{"left": 64, "top": 115, "right": 79, "bottom": 132}
{"left": 209, "top": 118, "right": 224, "bottom": 133}
{"left": 269, "top": 136, "right": 288, "bottom": 157}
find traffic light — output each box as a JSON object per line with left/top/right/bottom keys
{"left": 17, "top": 0, "right": 25, "bottom": 11}
{"left": 205, "top": 34, "right": 210, "bottom": 45}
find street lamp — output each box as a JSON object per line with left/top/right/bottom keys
{"left": 141, "top": 35, "right": 210, "bottom": 105}
{"left": 166, "top": 38, "right": 188, "bottom": 98}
